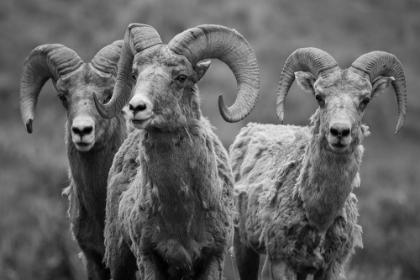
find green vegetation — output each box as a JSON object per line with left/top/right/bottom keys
{"left": 1, "top": 0, "right": 419, "bottom": 279}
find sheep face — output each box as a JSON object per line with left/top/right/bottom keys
{"left": 55, "top": 65, "right": 116, "bottom": 152}
{"left": 295, "top": 69, "right": 393, "bottom": 154}
{"left": 126, "top": 45, "right": 210, "bottom": 131}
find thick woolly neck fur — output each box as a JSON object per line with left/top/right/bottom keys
{"left": 133, "top": 119, "right": 228, "bottom": 270}
{"left": 139, "top": 120, "right": 223, "bottom": 215}
{"left": 295, "top": 109, "right": 369, "bottom": 231}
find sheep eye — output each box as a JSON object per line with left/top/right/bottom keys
{"left": 58, "top": 94, "right": 67, "bottom": 102}
{"left": 362, "top": 97, "right": 371, "bottom": 105}
{"left": 315, "top": 94, "right": 324, "bottom": 106}
{"left": 176, "top": 75, "right": 188, "bottom": 83}
{"left": 131, "top": 71, "right": 137, "bottom": 80}
{"left": 57, "top": 94, "right": 68, "bottom": 108}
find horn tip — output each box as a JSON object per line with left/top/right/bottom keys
{"left": 25, "top": 119, "right": 33, "bottom": 134}
{"left": 93, "top": 92, "right": 113, "bottom": 119}
{"left": 218, "top": 95, "right": 235, "bottom": 123}
{"left": 277, "top": 110, "right": 284, "bottom": 124}
{"left": 395, "top": 125, "right": 403, "bottom": 134}
{"left": 395, "top": 119, "right": 405, "bottom": 134}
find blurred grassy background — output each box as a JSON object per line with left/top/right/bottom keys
{"left": 1, "top": 0, "right": 419, "bottom": 279}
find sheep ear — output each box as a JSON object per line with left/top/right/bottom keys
{"left": 194, "top": 60, "right": 211, "bottom": 82}
{"left": 295, "top": 71, "right": 316, "bottom": 94}
{"left": 371, "top": 76, "right": 394, "bottom": 98}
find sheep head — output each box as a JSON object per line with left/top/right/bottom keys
{"left": 19, "top": 41, "right": 125, "bottom": 152}
{"left": 276, "top": 48, "right": 407, "bottom": 154}
{"left": 126, "top": 45, "right": 212, "bottom": 130}
{"left": 94, "top": 23, "right": 260, "bottom": 129}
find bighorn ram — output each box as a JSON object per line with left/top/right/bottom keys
{"left": 19, "top": 41, "right": 130, "bottom": 280}
{"left": 93, "top": 23, "right": 260, "bottom": 280}
{"left": 230, "top": 48, "right": 407, "bottom": 280}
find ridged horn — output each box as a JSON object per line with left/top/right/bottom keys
{"left": 349, "top": 51, "right": 407, "bottom": 134}
{"left": 19, "top": 44, "right": 83, "bottom": 133}
{"left": 168, "top": 24, "right": 260, "bottom": 123}
{"left": 94, "top": 23, "right": 162, "bottom": 119}
{"left": 91, "top": 40, "right": 123, "bottom": 76}
{"left": 276, "top": 47, "right": 339, "bottom": 123}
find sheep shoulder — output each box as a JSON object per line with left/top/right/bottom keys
{"left": 104, "top": 129, "right": 142, "bottom": 267}
{"left": 229, "top": 122, "right": 311, "bottom": 192}
{"left": 230, "top": 123, "right": 310, "bottom": 249}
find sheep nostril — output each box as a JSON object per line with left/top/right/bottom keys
{"left": 129, "top": 102, "right": 147, "bottom": 113}
{"left": 137, "top": 103, "right": 147, "bottom": 111}
{"left": 72, "top": 127, "right": 81, "bottom": 135}
{"left": 341, "top": 128, "right": 350, "bottom": 137}
{"left": 330, "top": 127, "right": 339, "bottom": 137}
{"left": 81, "top": 126, "right": 93, "bottom": 135}
{"left": 330, "top": 123, "right": 351, "bottom": 138}
{"left": 72, "top": 126, "right": 93, "bottom": 137}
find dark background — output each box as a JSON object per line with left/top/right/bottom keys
{"left": 1, "top": 0, "right": 419, "bottom": 279}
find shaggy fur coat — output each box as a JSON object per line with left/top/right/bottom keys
{"left": 105, "top": 118, "right": 235, "bottom": 279}
{"left": 230, "top": 110, "right": 365, "bottom": 278}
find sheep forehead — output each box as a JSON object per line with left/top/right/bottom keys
{"left": 133, "top": 45, "right": 192, "bottom": 75}
{"left": 58, "top": 64, "right": 115, "bottom": 93}
{"left": 314, "top": 69, "right": 372, "bottom": 98}
{"left": 56, "top": 65, "right": 114, "bottom": 106}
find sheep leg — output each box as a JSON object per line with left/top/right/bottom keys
{"left": 72, "top": 207, "right": 110, "bottom": 280}
{"left": 314, "top": 261, "right": 346, "bottom": 280}
{"left": 270, "top": 260, "right": 296, "bottom": 280}
{"left": 196, "top": 255, "right": 225, "bottom": 280}
{"left": 233, "top": 228, "right": 260, "bottom": 280}
{"left": 140, "top": 253, "right": 166, "bottom": 280}
{"left": 84, "top": 254, "right": 110, "bottom": 280}
{"left": 314, "top": 272, "right": 346, "bottom": 280}
{"left": 313, "top": 262, "right": 345, "bottom": 280}
{"left": 314, "top": 269, "right": 330, "bottom": 280}
{"left": 109, "top": 241, "right": 137, "bottom": 280}
{"left": 297, "top": 272, "right": 308, "bottom": 280}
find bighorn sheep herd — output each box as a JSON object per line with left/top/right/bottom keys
{"left": 19, "top": 23, "right": 408, "bottom": 280}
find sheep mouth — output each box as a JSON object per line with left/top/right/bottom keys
{"left": 74, "top": 141, "right": 94, "bottom": 152}
{"left": 328, "top": 142, "right": 350, "bottom": 154}
{"left": 131, "top": 117, "right": 152, "bottom": 130}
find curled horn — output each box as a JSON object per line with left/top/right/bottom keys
{"left": 19, "top": 44, "right": 83, "bottom": 133}
{"left": 349, "top": 51, "right": 407, "bottom": 133}
{"left": 94, "top": 24, "right": 162, "bottom": 119}
{"left": 168, "top": 24, "right": 260, "bottom": 123}
{"left": 91, "top": 40, "right": 123, "bottom": 76}
{"left": 276, "top": 47, "right": 339, "bottom": 123}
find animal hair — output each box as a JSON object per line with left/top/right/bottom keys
{"left": 104, "top": 76, "right": 235, "bottom": 280}
{"left": 230, "top": 109, "right": 368, "bottom": 279}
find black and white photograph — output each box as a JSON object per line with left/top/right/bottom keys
{"left": 1, "top": 0, "right": 419, "bottom": 279}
